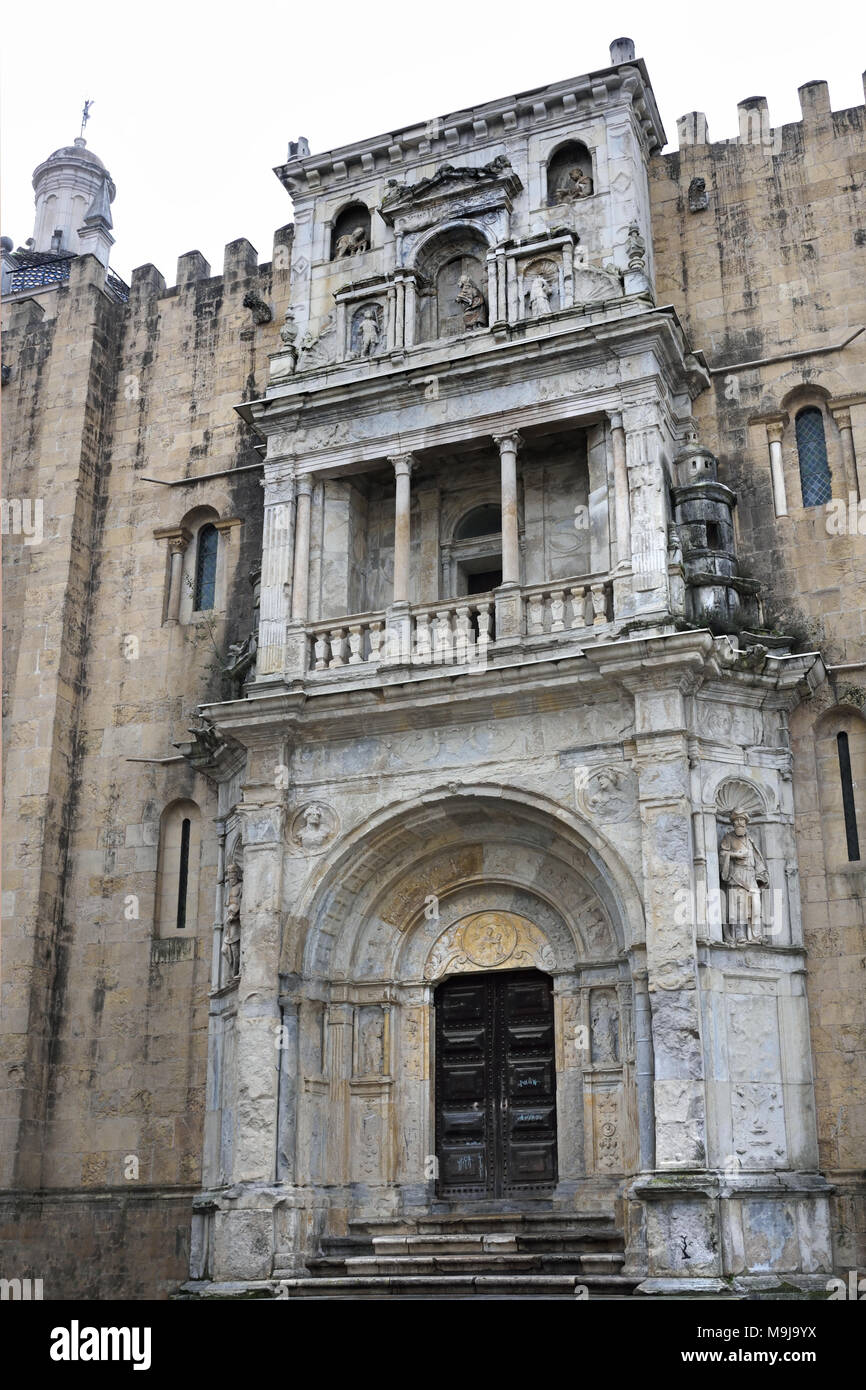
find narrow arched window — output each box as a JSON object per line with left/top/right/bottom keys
{"left": 837, "top": 732, "right": 861, "bottom": 861}
{"left": 176, "top": 818, "right": 191, "bottom": 928}
{"left": 155, "top": 800, "right": 201, "bottom": 937}
{"left": 795, "top": 407, "right": 832, "bottom": 508}
{"left": 194, "top": 524, "right": 218, "bottom": 610}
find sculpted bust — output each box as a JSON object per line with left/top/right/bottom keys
{"left": 719, "top": 811, "right": 769, "bottom": 944}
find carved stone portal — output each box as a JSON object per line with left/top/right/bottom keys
{"left": 424, "top": 910, "right": 556, "bottom": 979}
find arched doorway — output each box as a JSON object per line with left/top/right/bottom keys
{"left": 436, "top": 964, "right": 557, "bottom": 1198}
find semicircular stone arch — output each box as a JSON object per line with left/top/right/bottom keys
{"left": 292, "top": 786, "right": 641, "bottom": 985}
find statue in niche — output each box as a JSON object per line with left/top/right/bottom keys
{"left": 455, "top": 275, "right": 488, "bottom": 329}
{"left": 590, "top": 991, "right": 620, "bottom": 1063}
{"left": 221, "top": 861, "right": 243, "bottom": 980}
{"left": 335, "top": 226, "right": 368, "bottom": 258}
{"left": 528, "top": 274, "right": 553, "bottom": 318}
{"left": 719, "top": 811, "right": 770, "bottom": 944}
{"left": 557, "top": 166, "right": 593, "bottom": 201}
{"left": 350, "top": 305, "right": 381, "bottom": 359}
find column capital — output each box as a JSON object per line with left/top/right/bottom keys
{"left": 492, "top": 430, "right": 523, "bottom": 453}
{"left": 829, "top": 404, "right": 852, "bottom": 430}
{"left": 766, "top": 420, "right": 785, "bottom": 445}
{"left": 294, "top": 475, "right": 314, "bottom": 498}
{"left": 153, "top": 525, "right": 192, "bottom": 552}
{"left": 389, "top": 453, "right": 415, "bottom": 477}
{"left": 609, "top": 411, "right": 624, "bottom": 432}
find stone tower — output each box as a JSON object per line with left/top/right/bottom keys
{"left": 31, "top": 136, "right": 115, "bottom": 264}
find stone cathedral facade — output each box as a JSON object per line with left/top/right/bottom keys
{"left": 2, "top": 38, "right": 865, "bottom": 1299}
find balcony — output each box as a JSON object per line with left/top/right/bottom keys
{"left": 296, "top": 574, "right": 614, "bottom": 682}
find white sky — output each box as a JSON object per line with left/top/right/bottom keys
{"left": 2, "top": 0, "right": 864, "bottom": 283}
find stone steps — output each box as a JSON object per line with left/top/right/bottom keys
{"left": 287, "top": 1209, "right": 633, "bottom": 1298}
{"left": 276, "top": 1273, "right": 638, "bottom": 1300}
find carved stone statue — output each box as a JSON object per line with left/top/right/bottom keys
{"left": 590, "top": 991, "right": 620, "bottom": 1063}
{"left": 528, "top": 274, "right": 552, "bottom": 318}
{"left": 335, "top": 226, "right": 368, "bottom": 258}
{"left": 455, "top": 275, "right": 487, "bottom": 329}
{"left": 221, "top": 862, "right": 243, "bottom": 980}
{"left": 688, "top": 176, "right": 709, "bottom": 213}
{"left": 297, "top": 312, "right": 336, "bottom": 370}
{"left": 242, "top": 290, "right": 272, "bottom": 325}
{"left": 557, "top": 167, "right": 593, "bottom": 201}
{"left": 626, "top": 223, "right": 647, "bottom": 270}
{"left": 719, "top": 811, "right": 770, "bottom": 944}
{"left": 297, "top": 804, "right": 329, "bottom": 851}
{"left": 357, "top": 307, "right": 380, "bottom": 357}
{"left": 279, "top": 305, "right": 298, "bottom": 348}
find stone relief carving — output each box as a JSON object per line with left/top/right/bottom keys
{"left": 455, "top": 275, "right": 488, "bottom": 329}
{"left": 575, "top": 764, "right": 637, "bottom": 823}
{"left": 590, "top": 989, "right": 620, "bottom": 1063}
{"left": 528, "top": 273, "right": 553, "bottom": 318}
{"left": 719, "top": 810, "right": 770, "bottom": 945}
{"left": 290, "top": 802, "right": 339, "bottom": 854}
{"left": 381, "top": 154, "right": 515, "bottom": 214}
{"left": 356, "top": 1008, "right": 384, "bottom": 1076}
{"left": 425, "top": 911, "right": 556, "bottom": 980}
{"left": 349, "top": 304, "right": 383, "bottom": 358}
{"left": 732, "top": 1084, "right": 787, "bottom": 1166}
{"left": 592, "top": 1090, "right": 622, "bottom": 1171}
{"left": 221, "top": 860, "right": 243, "bottom": 981}
{"left": 571, "top": 264, "right": 622, "bottom": 304}
{"left": 297, "top": 312, "right": 336, "bottom": 371}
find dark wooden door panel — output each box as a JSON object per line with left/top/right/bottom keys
{"left": 435, "top": 968, "right": 557, "bottom": 1198}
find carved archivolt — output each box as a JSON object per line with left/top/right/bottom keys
{"left": 424, "top": 910, "right": 556, "bottom": 980}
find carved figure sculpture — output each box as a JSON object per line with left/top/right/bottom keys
{"left": 335, "top": 226, "right": 368, "bottom": 258}
{"left": 626, "top": 223, "right": 646, "bottom": 270}
{"left": 719, "top": 811, "right": 769, "bottom": 944}
{"left": 279, "top": 306, "right": 298, "bottom": 348}
{"left": 297, "top": 804, "right": 329, "bottom": 851}
{"left": 590, "top": 991, "right": 620, "bottom": 1063}
{"left": 688, "top": 176, "right": 708, "bottom": 213}
{"left": 557, "top": 167, "right": 593, "bottom": 201}
{"left": 358, "top": 307, "right": 380, "bottom": 357}
{"left": 528, "top": 274, "right": 552, "bottom": 317}
{"left": 455, "top": 275, "right": 487, "bottom": 329}
{"left": 242, "top": 290, "right": 272, "bottom": 325}
{"left": 221, "top": 862, "right": 242, "bottom": 980}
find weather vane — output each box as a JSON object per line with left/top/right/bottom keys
{"left": 80, "top": 99, "right": 93, "bottom": 138}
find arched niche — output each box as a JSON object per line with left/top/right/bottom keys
{"left": 413, "top": 224, "right": 491, "bottom": 342}
{"left": 330, "top": 202, "right": 371, "bottom": 260}
{"left": 546, "top": 140, "right": 594, "bottom": 206}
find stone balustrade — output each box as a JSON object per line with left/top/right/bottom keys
{"left": 304, "top": 576, "right": 612, "bottom": 677}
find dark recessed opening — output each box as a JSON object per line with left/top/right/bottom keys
{"left": 706, "top": 521, "right": 722, "bottom": 549}
{"left": 467, "top": 567, "right": 502, "bottom": 594}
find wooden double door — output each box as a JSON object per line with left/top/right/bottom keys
{"left": 434, "top": 969, "right": 558, "bottom": 1198}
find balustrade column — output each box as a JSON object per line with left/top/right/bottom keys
{"left": 390, "top": 454, "right": 414, "bottom": 604}
{"left": 291, "top": 477, "right": 313, "bottom": 622}
{"left": 494, "top": 431, "right": 521, "bottom": 585}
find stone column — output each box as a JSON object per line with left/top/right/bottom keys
{"left": 403, "top": 276, "right": 417, "bottom": 349}
{"left": 494, "top": 431, "right": 522, "bottom": 585}
{"left": 610, "top": 412, "right": 631, "bottom": 564}
{"left": 390, "top": 453, "right": 414, "bottom": 603}
{"left": 394, "top": 279, "right": 405, "bottom": 350}
{"left": 766, "top": 420, "right": 788, "bottom": 517}
{"left": 495, "top": 247, "right": 507, "bottom": 322}
{"left": 486, "top": 255, "right": 498, "bottom": 325}
{"left": 291, "top": 478, "right": 313, "bottom": 623}
{"left": 257, "top": 464, "right": 296, "bottom": 677}
{"left": 165, "top": 531, "right": 190, "bottom": 623}
{"left": 830, "top": 404, "right": 861, "bottom": 500}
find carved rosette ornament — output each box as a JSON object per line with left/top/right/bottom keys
{"left": 424, "top": 911, "right": 556, "bottom": 980}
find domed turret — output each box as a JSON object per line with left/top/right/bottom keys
{"left": 31, "top": 135, "right": 115, "bottom": 264}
